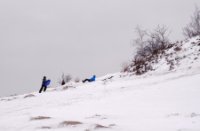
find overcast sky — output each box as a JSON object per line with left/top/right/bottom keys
{"left": 0, "top": 0, "right": 200, "bottom": 97}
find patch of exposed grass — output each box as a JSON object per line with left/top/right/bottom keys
{"left": 94, "top": 124, "right": 109, "bottom": 129}
{"left": 59, "top": 121, "right": 82, "bottom": 127}
{"left": 30, "top": 116, "right": 51, "bottom": 121}
{"left": 24, "top": 94, "right": 35, "bottom": 98}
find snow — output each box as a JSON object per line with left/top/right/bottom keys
{"left": 150, "top": 36, "right": 200, "bottom": 73}
{"left": 0, "top": 37, "right": 200, "bottom": 131}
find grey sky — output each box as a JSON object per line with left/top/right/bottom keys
{"left": 0, "top": 0, "right": 200, "bottom": 97}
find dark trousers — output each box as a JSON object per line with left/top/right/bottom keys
{"left": 82, "top": 79, "right": 91, "bottom": 83}
{"left": 39, "top": 85, "right": 47, "bottom": 93}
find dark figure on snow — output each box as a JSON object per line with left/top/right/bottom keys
{"left": 82, "top": 75, "right": 96, "bottom": 83}
{"left": 39, "top": 76, "right": 51, "bottom": 93}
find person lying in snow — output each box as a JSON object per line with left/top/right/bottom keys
{"left": 39, "top": 76, "right": 51, "bottom": 93}
{"left": 82, "top": 75, "right": 96, "bottom": 83}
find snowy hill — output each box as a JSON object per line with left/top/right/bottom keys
{"left": 126, "top": 36, "right": 200, "bottom": 76}
{"left": 0, "top": 37, "right": 200, "bottom": 131}
{"left": 150, "top": 36, "right": 200, "bottom": 73}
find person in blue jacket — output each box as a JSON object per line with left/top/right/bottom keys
{"left": 82, "top": 75, "right": 96, "bottom": 83}
{"left": 39, "top": 76, "right": 51, "bottom": 93}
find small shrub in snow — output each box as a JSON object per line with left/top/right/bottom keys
{"left": 74, "top": 77, "right": 80, "bottom": 83}
{"left": 174, "top": 46, "right": 182, "bottom": 51}
{"left": 169, "top": 61, "right": 175, "bottom": 71}
{"left": 121, "top": 63, "right": 129, "bottom": 72}
{"left": 58, "top": 73, "right": 72, "bottom": 85}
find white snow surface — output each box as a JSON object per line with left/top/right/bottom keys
{"left": 0, "top": 37, "right": 200, "bottom": 131}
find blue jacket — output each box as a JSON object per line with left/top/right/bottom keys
{"left": 43, "top": 80, "right": 51, "bottom": 87}
{"left": 89, "top": 75, "right": 96, "bottom": 82}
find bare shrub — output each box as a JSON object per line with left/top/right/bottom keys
{"left": 134, "top": 25, "right": 170, "bottom": 56}
{"left": 58, "top": 73, "right": 72, "bottom": 85}
{"left": 183, "top": 6, "right": 200, "bottom": 38}
{"left": 126, "top": 25, "right": 171, "bottom": 75}
{"left": 149, "top": 25, "right": 170, "bottom": 54}
{"left": 65, "top": 74, "right": 72, "bottom": 82}
{"left": 169, "top": 61, "right": 175, "bottom": 71}
{"left": 74, "top": 77, "right": 80, "bottom": 83}
{"left": 133, "top": 26, "right": 148, "bottom": 57}
{"left": 121, "top": 62, "right": 129, "bottom": 72}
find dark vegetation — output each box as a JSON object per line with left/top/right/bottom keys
{"left": 59, "top": 121, "right": 83, "bottom": 127}
{"left": 125, "top": 25, "right": 172, "bottom": 75}
{"left": 30, "top": 116, "right": 51, "bottom": 121}
{"left": 58, "top": 73, "right": 81, "bottom": 86}
{"left": 58, "top": 73, "right": 72, "bottom": 85}
{"left": 183, "top": 6, "right": 200, "bottom": 38}
{"left": 122, "top": 6, "right": 200, "bottom": 75}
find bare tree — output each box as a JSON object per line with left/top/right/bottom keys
{"left": 183, "top": 6, "right": 200, "bottom": 38}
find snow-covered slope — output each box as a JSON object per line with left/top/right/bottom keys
{"left": 0, "top": 37, "right": 200, "bottom": 131}
{"left": 150, "top": 36, "right": 200, "bottom": 73}
{"left": 127, "top": 36, "right": 200, "bottom": 75}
